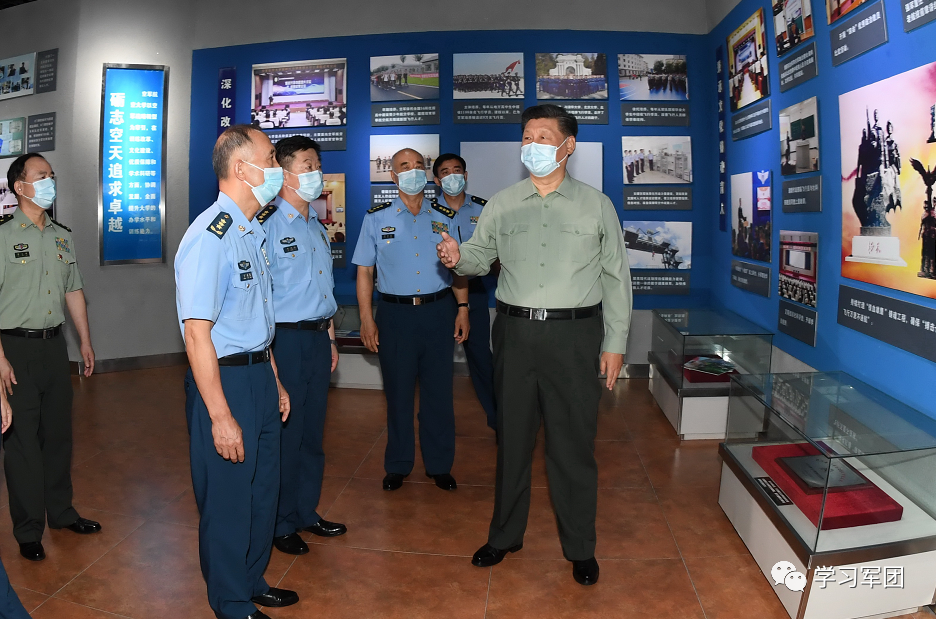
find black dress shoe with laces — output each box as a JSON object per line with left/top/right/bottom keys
{"left": 383, "top": 473, "right": 405, "bottom": 490}
{"left": 272, "top": 532, "right": 309, "bottom": 555}
{"left": 304, "top": 519, "right": 347, "bottom": 537}
{"left": 427, "top": 472, "right": 457, "bottom": 490}
{"left": 471, "top": 542, "right": 523, "bottom": 567}
{"left": 19, "top": 541, "right": 44, "bottom": 561}
{"left": 246, "top": 611, "right": 271, "bottom": 619}
{"left": 251, "top": 587, "right": 299, "bottom": 607}
{"left": 572, "top": 557, "right": 599, "bottom": 585}
{"left": 62, "top": 517, "right": 102, "bottom": 534}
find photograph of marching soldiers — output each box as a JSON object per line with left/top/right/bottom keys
{"left": 453, "top": 52, "right": 524, "bottom": 99}
{"left": 726, "top": 9, "right": 770, "bottom": 112}
{"left": 370, "top": 54, "right": 440, "bottom": 102}
{"left": 251, "top": 58, "right": 348, "bottom": 129}
{"left": 618, "top": 54, "right": 688, "bottom": 101}
{"left": 622, "top": 221, "right": 693, "bottom": 270}
{"left": 621, "top": 136, "right": 692, "bottom": 184}
{"left": 370, "top": 134, "right": 439, "bottom": 183}
{"left": 535, "top": 53, "right": 608, "bottom": 100}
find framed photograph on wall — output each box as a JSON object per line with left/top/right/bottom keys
{"left": 370, "top": 54, "right": 439, "bottom": 102}
{"left": 774, "top": 0, "right": 816, "bottom": 55}
{"left": 618, "top": 54, "right": 688, "bottom": 100}
{"left": 826, "top": 0, "right": 868, "bottom": 24}
{"left": 622, "top": 221, "right": 692, "bottom": 269}
{"left": 726, "top": 9, "right": 770, "bottom": 112}
{"left": 453, "top": 53, "right": 524, "bottom": 99}
{"left": 621, "top": 136, "right": 692, "bottom": 184}
{"left": 779, "top": 97, "right": 820, "bottom": 175}
{"left": 535, "top": 53, "right": 608, "bottom": 100}
{"left": 0, "top": 117, "right": 25, "bottom": 159}
{"left": 780, "top": 231, "right": 818, "bottom": 307}
{"left": 0, "top": 53, "right": 35, "bottom": 102}
{"left": 731, "top": 170, "right": 772, "bottom": 262}
{"left": 369, "top": 134, "right": 439, "bottom": 183}
{"left": 251, "top": 58, "right": 347, "bottom": 129}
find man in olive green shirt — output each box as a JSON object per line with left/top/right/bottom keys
{"left": 437, "top": 104, "right": 632, "bottom": 586}
{"left": 0, "top": 153, "right": 99, "bottom": 562}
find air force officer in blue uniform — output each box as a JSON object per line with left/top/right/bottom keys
{"left": 352, "top": 148, "right": 470, "bottom": 492}
{"left": 256, "top": 136, "right": 346, "bottom": 557}
{"left": 433, "top": 154, "right": 497, "bottom": 433}
{"left": 176, "top": 125, "right": 298, "bottom": 619}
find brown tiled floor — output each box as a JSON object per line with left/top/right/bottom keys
{"left": 3, "top": 366, "right": 934, "bottom": 618}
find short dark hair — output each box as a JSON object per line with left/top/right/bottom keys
{"left": 520, "top": 104, "right": 578, "bottom": 138}
{"left": 275, "top": 135, "right": 322, "bottom": 171}
{"left": 212, "top": 125, "right": 257, "bottom": 180}
{"left": 7, "top": 153, "right": 46, "bottom": 196}
{"left": 432, "top": 153, "right": 466, "bottom": 179}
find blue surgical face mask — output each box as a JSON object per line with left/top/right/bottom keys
{"left": 440, "top": 173, "right": 466, "bottom": 197}
{"left": 396, "top": 168, "right": 428, "bottom": 196}
{"left": 520, "top": 137, "right": 569, "bottom": 177}
{"left": 22, "top": 177, "right": 56, "bottom": 209}
{"left": 241, "top": 160, "right": 283, "bottom": 206}
{"left": 286, "top": 169, "right": 324, "bottom": 202}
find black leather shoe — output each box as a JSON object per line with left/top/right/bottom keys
{"left": 471, "top": 542, "right": 522, "bottom": 567}
{"left": 427, "top": 472, "right": 457, "bottom": 490}
{"left": 64, "top": 517, "right": 102, "bottom": 534}
{"left": 251, "top": 587, "right": 299, "bottom": 608}
{"left": 272, "top": 532, "right": 309, "bottom": 555}
{"left": 572, "top": 557, "right": 600, "bottom": 585}
{"left": 246, "top": 611, "right": 271, "bottom": 619}
{"left": 304, "top": 519, "right": 347, "bottom": 537}
{"left": 18, "top": 542, "right": 44, "bottom": 561}
{"left": 383, "top": 473, "right": 405, "bottom": 490}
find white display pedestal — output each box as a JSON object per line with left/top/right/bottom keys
{"left": 718, "top": 453, "right": 936, "bottom": 619}
{"left": 648, "top": 361, "right": 730, "bottom": 440}
{"left": 846, "top": 236, "right": 908, "bottom": 267}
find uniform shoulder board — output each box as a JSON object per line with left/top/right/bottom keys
{"left": 0, "top": 214, "right": 13, "bottom": 226}
{"left": 367, "top": 201, "right": 392, "bottom": 214}
{"left": 206, "top": 212, "right": 233, "bottom": 239}
{"left": 430, "top": 200, "right": 456, "bottom": 219}
{"left": 51, "top": 219, "right": 71, "bottom": 232}
{"left": 256, "top": 203, "right": 277, "bottom": 224}
{"left": 471, "top": 195, "right": 488, "bottom": 206}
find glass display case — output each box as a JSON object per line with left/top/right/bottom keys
{"left": 718, "top": 371, "right": 936, "bottom": 619}
{"left": 647, "top": 308, "right": 773, "bottom": 439}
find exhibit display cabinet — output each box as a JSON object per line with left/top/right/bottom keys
{"left": 719, "top": 372, "right": 936, "bottom": 619}
{"left": 647, "top": 308, "right": 773, "bottom": 439}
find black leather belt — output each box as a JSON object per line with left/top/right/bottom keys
{"left": 218, "top": 348, "right": 271, "bottom": 366}
{"left": 275, "top": 318, "right": 331, "bottom": 331}
{"left": 496, "top": 301, "right": 600, "bottom": 321}
{"left": 381, "top": 287, "right": 450, "bottom": 305}
{"left": 0, "top": 325, "right": 63, "bottom": 339}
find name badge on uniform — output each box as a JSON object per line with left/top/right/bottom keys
{"left": 431, "top": 221, "right": 449, "bottom": 235}
{"left": 283, "top": 245, "right": 299, "bottom": 253}
{"left": 14, "top": 251, "right": 28, "bottom": 258}
{"left": 238, "top": 260, "right": 250, "bottom": 270}
{"left": 280, "top": 237, "right": 295, "bottom": 245}
{"left": 470, "top": 216, "right": 479, "bottom": 224}
{"left": 240, "top": 272, "right": 254, "bottom": 281}
{"left": 381, "top": 226, "right": 396, "bottom": 240}
{"left": 55, "top": 238, "right": 69, "bottom": 253}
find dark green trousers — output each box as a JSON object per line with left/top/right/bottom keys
{"left": 488, "top": 312, "right": 603, "bottom": 561}
{"left": 1, "top": 333, "right": 78, "bottom": 543}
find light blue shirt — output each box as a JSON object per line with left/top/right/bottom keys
{"left": 351, "top": 195, "right": 454, "bottom": 296}
{"left": 175, "top": 192, "right": 275, "bottom": 358}
{"left": 260, "top": 196, "right": 337, "bottom": 322}
{"left": 453, "top": 193, "right": 486, "bottom": 244}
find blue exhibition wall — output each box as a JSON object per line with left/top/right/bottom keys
{"left": 709, "top": 0, "right": 936, "bottom": 415}
{"left": 189, "top": 30, "right": 714, "bottom": 311}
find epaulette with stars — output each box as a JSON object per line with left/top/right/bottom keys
{"left": 0, "top": 214, "right": 13, "bottom": 227}
{"left": 367, "top": 201, "right": 392, "bottom": 214}
{"left": 256, "top": 203, "right": 277, "bottom": 224}
{"left": 50, "top": 219, "right": 71, "bottom": 232}
{"left": 206, "top": 212, "right": 233, "bottom": 239}
{"left": 471, "top": 195, "right": 488, "bottom": 206}
{"left": 430, "top": 199, "right": 455, "bottom": 219}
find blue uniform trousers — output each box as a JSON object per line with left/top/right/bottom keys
{"left": 376, "top": 295, "right": 456, "bottom": 476}
{"left": 465, "top": 279, "right": 497, "bottom": 430}
{"left": 184, "top": 363, "right": 279, "bottom": 619}
{"left": 272, "top": 328, "right": 331, "bottom": 537}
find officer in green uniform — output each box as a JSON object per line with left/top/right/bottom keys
{"left": 0, "top": 153, "right": 100, "bottom": 562}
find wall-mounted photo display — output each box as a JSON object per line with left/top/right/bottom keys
{"left": 780, "top": 231, "right": 819, "bottom": 307}
{"left": 621, "top": 136, "right": 692, "bottom": 184}
{"left": 453, "top": 53, "right": 524, "bottom": 99}
{"left": 0, "top": 52, "right": 34, "bottom": 102}
{"left": 0, "top": 117, "right": 25, "bottom": 159}
{"left": 731, "top": 170, "right": 772, "bottom": 262}
{"left": 618, "top": 54, "right": 688, "bottom": 101}
{"left": 826, "top": 0, "right": 868, "bottom": 24}
{"left": 779, "top": 97, "right": 820, "bottom": 175}
{"left": 622, "top": 221, "right": 692, "bottom": 269}
{"left": 727, "top": 9, "right": 770, "bottom": 112}
{"left": 0, "top": 158, "right": 19, "bottom": 215}
{"left": 535, "top": 53, "right": 607, "bottom": 100}
{"left": 773, "top": 0, "right": 816, "bottom": 56}
{"left": 251, "top": 58, "right": 347, "bottom": 129}
{"left": 840, "top": 61, "right": 936, "bottom": 297}
{"left": 369, "top": 134, "right": 439, "bottom": 183}
{"left": 370, "top": 54, "right": 439, "bottom": 101}
{"left": 317, "top": 173, "right": 346, "bottom": 244}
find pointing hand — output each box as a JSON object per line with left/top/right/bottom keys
{"left": 437, "top": 231, "right": 461, "bottom": 269}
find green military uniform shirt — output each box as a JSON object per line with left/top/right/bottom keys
{"left": 0, "top": 208, "right": 83, "bottom": 329}
{"left": 454, "top": 174, "right": 633, "bottom": 354}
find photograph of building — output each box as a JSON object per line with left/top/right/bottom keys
{"left": 618, "top": 54, "right": 688, "bottom": 100}
{"left": 535, "top": 53, "right": 608, "bottom": 99}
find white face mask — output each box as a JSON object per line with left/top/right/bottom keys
{"left": 520, "top": 137, "right": 569, "bottom": 177}
{"left": 21, "top": 177, "right": 56, "bottom": 209}
{"left": 285, "top": 169, "right": 324, "bottom": 202}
